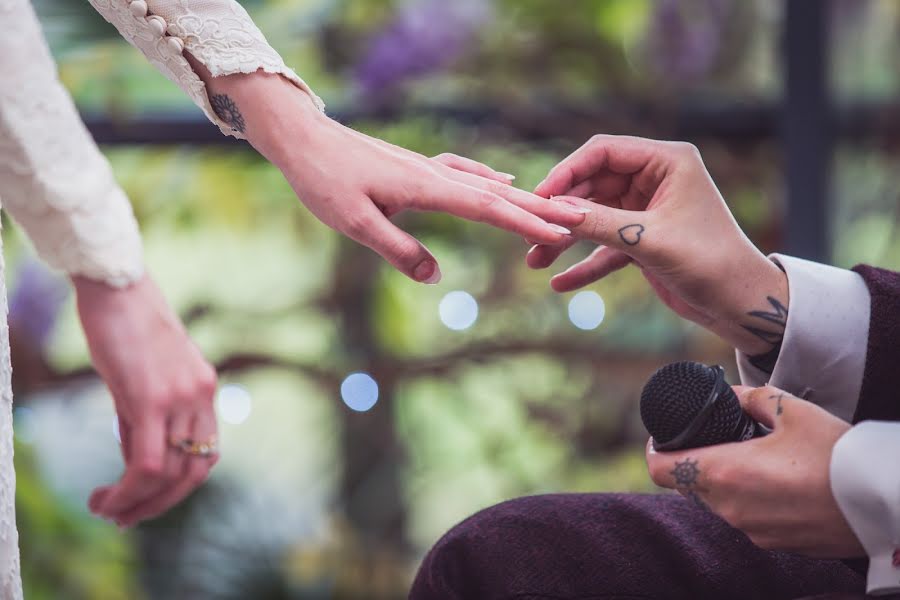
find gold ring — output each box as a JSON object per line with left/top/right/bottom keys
{"left": 169, "top": 435, "right": 218, "bottom": 457}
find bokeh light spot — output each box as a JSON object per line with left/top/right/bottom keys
{"left": 217, "top": 384, "right": 253, "bottom": 425}
{"left": 568, "top": 291, "right": 606, "bottom": 330}
{"left": 439, "top": 291, "right": 478, "bottom": 331}
{"left": 341, "top": 373, "right": 379, "bottom": 412}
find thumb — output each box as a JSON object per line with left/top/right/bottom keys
{"left": 553, "top": 196, "right": 650, "bottom": 253}
{"left": 737, "top": 386, "right": 795, "bottom": 429}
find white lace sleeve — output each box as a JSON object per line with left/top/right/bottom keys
{"left": 0, "top": 0, "right": 143, "bottom": 288}
{"left": 86, "top": 0, "right": 325, "bottom": 139}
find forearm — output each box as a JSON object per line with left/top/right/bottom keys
{"left": 183, "top": 54, "right": 328, "bottom": 169}
{"left": 86, "top": 0, "right": 323, "bottom": 140}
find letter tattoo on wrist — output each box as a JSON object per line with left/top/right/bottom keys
{"left": 210, "top": 94, "right": 246, "bottom": 133}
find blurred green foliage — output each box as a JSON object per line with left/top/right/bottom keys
{"left": 10, "top": 0, "right": 900, "bottom": 597}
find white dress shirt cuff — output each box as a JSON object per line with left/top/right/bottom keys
{"left": 830, "top": 422, "right": 900, "bottom": 596}
{"left": 736, "top": 253, "right": 870, "bottom": 422}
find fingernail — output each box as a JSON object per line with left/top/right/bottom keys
{"left": 498, "top": 172, "right": 516, "bottom": 181}
{"left": 547, "top": 224, "right": 571, "bottom": 235}
{"left": 414, "top": 261, "right": 442, "bottom": 284}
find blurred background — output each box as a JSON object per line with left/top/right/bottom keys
{"left": 8, "top": 0, "right": 900, "bottom": 597}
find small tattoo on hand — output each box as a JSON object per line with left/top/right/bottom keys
{"left": 210, "top": 93, "right": 246, "bottom": 133}
{"left": 671, "top": 458, "right": 707, "bottom": 509}
{"left": 618, "top": 224, "right": 645, "bottom": 246}
{"left": 770, "top": 393, "right": 785, "bottom": 416}
{"left": 671, "top": 458, "right": 700, "bottom": 487}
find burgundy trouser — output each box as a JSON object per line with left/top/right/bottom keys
{"left": 410, "top": 493, "right": 880, "bottom": 600}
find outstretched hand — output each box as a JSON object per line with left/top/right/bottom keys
{"left": 528, "top": 135, "right": 789, "bottom": 358}
{"left": 646, "top": 385, "right": 862, "bottom": 559}
{"left": 186, "top": 58, "right": 587, "bottom": 284}
{"left": 74, "top": 274, "right": 218, "bottom": 528}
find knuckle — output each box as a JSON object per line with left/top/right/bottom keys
{"left": 194, "top": 366, "right": 218, "bottom": 399}
{"left": 342, "top": 211, "right": 375, "bottom": 238}
{"left": 135, "top": 460, "right": 165, "bottom": 479}
{"left": 432, "top": 152, "right": 456, "bottom": 164}
{"left": 477, "top": 191, "right": 501, "bottom": 212}
{"left": 386, "top": 237, "right": 422, "bottom": 264}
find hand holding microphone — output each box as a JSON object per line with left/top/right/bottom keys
{"left": 641, "top": 364, "right": 863, "bottom": 558}
{"left": 640, "top": 361, "right": 771, "bottom": 451}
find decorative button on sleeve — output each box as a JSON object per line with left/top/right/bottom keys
{"left": 87, "top": 0, "right": 325, "bottom": 139}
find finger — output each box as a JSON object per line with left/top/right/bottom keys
{"left": 535, "top": 135, "right": 671, "bottom": 199}
{"left": 115, "top": 411, "right": 195, "bottom": 526}
{"left": 343, "top": 202, "right": 442, "bottom": 284}
{"left": 95, "top": 412, "right": 168, "bottom": 519}
{"left": 118, "top": 408, "right": 217, "bottom": 526}
{"left": 436, "top": 168, "right": 590, "bottom": 228}
{"left": 554, "top": 195, "right": 651, "bottom": 251}
{"left": 526, "top": 237, "right": 578, "bottom": 270}
{"left": 738, "top": 386, "right": 797, "bottom": 429}
{"left": 645, "top": 440, "right": 716, "bottom": 491}
{"left": 408, "top": 178, "right": 572, "bottom": 245}
{"left": 431, "top": 153, "right": 515, "bottom": 185}
{"left": 550, "top": 246, "right": 632, "bottom": 292}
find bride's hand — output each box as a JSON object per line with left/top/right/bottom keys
{"left": 73, "top": 273, "right": 218, "bottom": 528}
{"left": 186, "top": 58, "right": 587, "bottom": 284}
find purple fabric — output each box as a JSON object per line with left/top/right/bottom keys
{"left": 851, "top": 265, "right": 900, "bottom": 423}
{"left": 410, "top": 493, "right": 868, "bottom": 599}
{"left": 411, "top": 264, "right": 900, "bottom": 599}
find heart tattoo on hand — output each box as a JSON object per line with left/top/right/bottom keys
{"left": 618, "top": 224, "right": 645, "bottom": 246}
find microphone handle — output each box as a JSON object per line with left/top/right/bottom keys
{"left": 734, "top": 412, "right": 773, "bottom": 441}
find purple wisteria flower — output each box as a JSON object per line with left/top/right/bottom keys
{"left": 646, "top": 0, "right": 732, "bottom": 81}
{"left": 9, "top": 258, "right": 68, "bottom": 351}
{"left": 354, "top": 0, "right": 493, "bottom": 96}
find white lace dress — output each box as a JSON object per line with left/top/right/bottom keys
{"left": 0, "top": 0, "right": 321, "bottom": 596}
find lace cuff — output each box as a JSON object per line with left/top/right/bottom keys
{"left": 87, "top": 0, "right": 325, "bottom": 139}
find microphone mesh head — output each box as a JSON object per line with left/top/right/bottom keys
{"left": 639, "top": 361, "right": 742, "bottom": 449}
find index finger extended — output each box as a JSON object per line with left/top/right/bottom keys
{"left": 535, "top": 135, "right": 673, "bottom": 200}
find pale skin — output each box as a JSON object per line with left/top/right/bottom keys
{"left": 527, "top": 134, "right": 789, "bottom": 358}
{"left": 186, "top": 55, "right": 588, "bottom": 284}
{"left": 531, "top": 134, "right": 861, "bottom": 556}
{"left": 646, "top": 386, "right": 863, "bottom": 559}
{"left": 78, "top": 64, "right": 589, "bottom": 528}
{"left": 75, "top": 274, "right": 218, "bottom": 528}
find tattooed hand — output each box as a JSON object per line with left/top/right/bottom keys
{"left": 527, "top": 135, "right": 788, "bottom": 359}
{"left": 187, "top": 57, "right": 585, "bottom": 284}
{"left": 646, "top": 385, "right": 863, "bottom": 558}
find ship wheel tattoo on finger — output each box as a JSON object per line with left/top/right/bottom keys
{"left": 671, "top": 458, "right": 706, "bottom": 509}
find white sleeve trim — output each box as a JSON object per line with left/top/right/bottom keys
{"left": 830, "top": 422, "right": 900, "bottom": 596}
{"left": 736, "top": 253, "right": 869, "bottom": 422}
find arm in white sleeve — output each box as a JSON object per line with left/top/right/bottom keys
{"left": 735, "top": 254, "right": 900, "bottom": 595}
{"left": 736, "top": 254, "right": 870, "bottom": 422}
{"left": 831, "top": 422, "right": 900, "bottom": 596}
{"left": 85, "top": 0, "right": 324, "bottom": 139}
{"left": 0, "top": 0, "right": 142, "bottom": 287}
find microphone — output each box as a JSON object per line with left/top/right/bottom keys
{"left": 639, "top": 361, "right": 771, "bottom": 451}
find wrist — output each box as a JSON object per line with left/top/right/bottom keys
{"left": 723, "top": 255, "right": 790, "bottom": 357}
